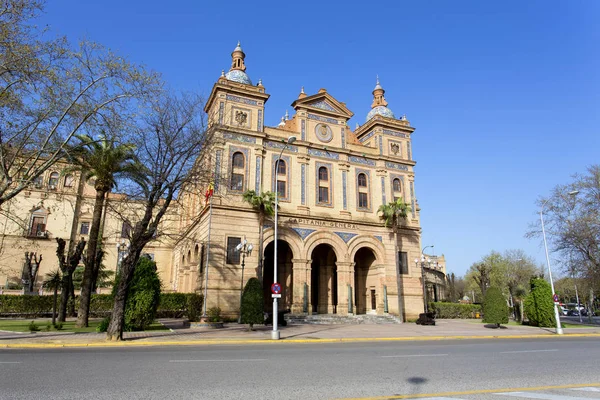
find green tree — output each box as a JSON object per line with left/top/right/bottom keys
{"left": 242, "top": 190, "right": 276, "bottom": 281}
{"left": 240, "top": 277, "right": 264, "bottom": 331}
{"left": 482, "top": 286, "right": 509, "bottom": 327}
{"left": 378, "top": 197, "right": 410, "bottom": 321}
{"left": 524, "top": 277, "right": 556, "bottom": 327}
{"left": 67, "top": 132, "right": 138, "bottom": 328}
{"left": 43, "top": 269, "right": 62, "bottom": 326}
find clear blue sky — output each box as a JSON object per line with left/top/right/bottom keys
{"left": 40, "top": 1, "right": 599, "bottom": 276}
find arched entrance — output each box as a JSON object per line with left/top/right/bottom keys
{"left": 310, "top": 244, "right": 337, "bottom": 314}
{"left": 263, "top": 240, "right": 294, "bottom": 311}
{"left": 354, "top": 247, "right": 378, "bottom": 314}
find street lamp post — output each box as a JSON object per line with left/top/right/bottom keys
{"left": 417, "top": 245, "right": 434, "bottom": 313}
{"left": 540, "top": 190, "right": 579, "bottom": 335}
{"left": 272, "top": 135, "right": 296, "bottom": 340}
{"left": 235, "top": 238, "right": 253, "bottom": 324}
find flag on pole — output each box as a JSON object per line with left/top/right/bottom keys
{"left": 205, "top": 181, "right": 214, "bottom": 206}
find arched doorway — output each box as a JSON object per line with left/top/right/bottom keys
{"left": 354, "top": 247, "right": 377, "bottom": 314}
{"left": 263, "top": 240, "right": 294, "bottom": 311}
{"left": 310, "top": 244, "right": 337, "bottom": 314}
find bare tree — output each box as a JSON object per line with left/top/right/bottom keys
{"left": 106, "top": 93, "right": 210, "bottom": 341}
{"left": 1, "top": 0, "right": 159, "bottom": 206}
{"left": 22, "top": 251, "right": 42, "bottom": 293}
{"left": 55, "top": 238, "right": 86, "bottom": 322}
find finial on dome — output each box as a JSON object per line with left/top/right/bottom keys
{"left": 221, "top": 70, "right": 225, "bottom": 78}
{"left": 374, "top": 75, "right": 382, "bottom": 90}
{"left": 371, "top": 75, "right": 388, "bottom": 109}
{"left": 285, "top": 110, "right": 289, "bottom": 121}
{"left": 278, "top": 116, "right": 286, "bottom": 128}
{"left": 257, "top": 78, "right": 263, "bottom": 86}
{"left": 234, "top": 41, "right": 243, "bottom": 52}
{"left": 355, "top": 123, "right": 360, "bottom": 130}
{"left": 401, "top": 114, "right": 407, "bottom": 121}
{"left": 230, "top": 41, "right": 246, "bottom": 72}
{"left": 298, "top": 86, "right": 307, "bottom": 99}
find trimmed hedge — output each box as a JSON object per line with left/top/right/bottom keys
{"left": 429, "top": 302, "right": 482, "bottom": 319}
{"left": 0, "top": 293, "right": 203, "bottom": 320}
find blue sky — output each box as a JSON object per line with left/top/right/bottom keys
{"left": 40, "top": 1, "right": 599, "bottom": 276}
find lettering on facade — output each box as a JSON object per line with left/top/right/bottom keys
{"left": 287, "top": 218, "right": 358, "bottom": 230}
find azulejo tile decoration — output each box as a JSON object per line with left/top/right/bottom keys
{"left": 301, "top": 164, "right": 306, "bottom": 205}
{"left": 379, "top": 136, "right": 383, "bottom": 155}
{"left": 359, "top": 131, "right": 375, "bottom": 143}
{"left": 301, "top": 119, "right": 306, "bottom": 141}
{"left": 219, "top": 102, "right": 224, "bottom": 125}
{"left": 258, "top": 110, "right": 263, "bottom": 132}
{"left": 214, "top": 150, "right": 222, "bottom": 190}
{"left": 366, "top": 105, "right": 395, "bottom": 122}
{"left": 407, "top": 142, "right": 412, "bottom": 160}
{"left": 266, "top": 141, "right": 298, "bottom": 152}
{"left": 374, "top": 235, "right": 383, "bottom": 243}
{"left": 385, "top": 161, "right": 409, "bottom": 171}
{"left": 341, "top": 127, "right": 346, "bottom": 149}
{"left": 226, "top": 94, "right": 258, "bottom": 106}
{"left": 334, "top": 231, "right": 358, "bottom": 243}
{"left": 382, "top": 129, "right": 407, "bottom": 138}
{"left": 410, "top": 181, "right": 416, "bottom": 218}
{"left": 349, "top": 156, "right": 375, "bottom": 166}
{"left": 291, "top": 228, "right": 316, "bottom": 240}
{"left": 342, "top": 171, "right": 347, "bottom": 210}
{"left": 309, "top": 100, "right": 336, "bottom": 112}
{"left": 307, "top": 113, "right": 338, "bottom": 124}
{"left": 223, "top": 132, "right": 256, "bottom": 144}
{"left": 381, "top": 177, "right": 386, "bottom": 204}
{"left": 225, "top": 69, "right": 252, "bottom": 85}
{"left": 255, "top": 156, "right": 261, "bottom": 191}
{"left": 308, "top": 148, "right": 339, "bottom": 160}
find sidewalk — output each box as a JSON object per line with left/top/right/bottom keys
{"left": 2, "top": 319, "right": 600, "bottom": 348}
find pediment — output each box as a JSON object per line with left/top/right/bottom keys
{"left": 292, "top": 90, "right": 354, "bottom": 119}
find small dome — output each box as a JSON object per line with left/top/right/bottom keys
{"left": 366, "top": 105, "right": 395, "bottom": 121}
{"left": 225, "top": 69, "right": 252, "bottom": 85}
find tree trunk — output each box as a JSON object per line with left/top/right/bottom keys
{"left": 77, "top": 189, "right": 107, "bottom": 328}
{"left": 256, "top": 213, "right": 264, "bottom": 282}
{"left": 52, "top": 287, "right": 58, "bottom": 326}
{"left": 58, "top": 274, "right": 72, "bottom": 322}
{"left": 106, "top": 255, "right": 136, "bottom": 341}
{"left": 68, "top": 280, "right": 75, "bottom": 317}
{"left": 394, "top": 228, "right": 404, "bottom": 322}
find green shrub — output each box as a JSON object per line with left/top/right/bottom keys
{"left": 54, "top": 322, "right": 63, "bottom": 330}
{"left": 482, "top": 287, "right": 509, "bottom": 326}
{"left": 428, "top": 302, "right": 482, "bottom": 319}
{"left": 119, "top": 257, "right": 162, "bottom": 331}
{"left": 524, "top": 277, "right": 556, "bottom": 327}
{"left": 157, "top": 293, "right": 188, "bottom": 317}
{"left": 207, "top": 307, "right": 222, "bottom": 322}
{"left": 240, "top": 278, "right": 264, "bottom": 329}
{"left": 0, "top": 295, "right": 54, "bottom": 317}
{"left": 45, "top": 322, "right": 52, "bottom": 331}
{"left": 28, "top": 321, "right": 40, "bottom": 332}
{"left": 96, "top": 317, "right": 110, "bottom": 333}
{"left": 185, "top": 294, "right": 203, "bottom": 322}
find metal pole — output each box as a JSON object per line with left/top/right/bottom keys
{"left": 421, "top": 262, "right": 428, "bottom": 313}
{"left": 202, "top": 196, "right": 213, "bottom": 318}
{"left": 238, "top": 251, "right": 245, "bottom": 324}
{"left": 574, "top": 282, "right": 582, "bottom": 323}
{"left": 272, "top": 148, "right": 284, "bottom": 340}
{"left": 540, "top": 200, "right": 563, "bottom": 334}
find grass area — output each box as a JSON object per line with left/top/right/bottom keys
{"left": 0, "top": 319, "right": 168, "bottom": 333}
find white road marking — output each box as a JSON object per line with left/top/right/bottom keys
{"left": 497, "top": 391, "right": 593, "bottom": 400}
{"left": 0, "top": 362, "right": 21, "bottom": 364}
{"left": 571, "top": 387, "right": 600, "bottom": 392}
{"left": 169, "top": 358, "right": 267, "bottom": 363}
{"left": 499, "top": 349, "right": 558, "bottom": 354}
{"left": 415, "top": 398, "right": 458, "bottom": 400}
{"left": 381, "top": 354, "right": 448, "bottom": 358}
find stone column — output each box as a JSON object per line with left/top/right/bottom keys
{"left": 326, "top": 265, "right": 335, "bottom": 314}
{"left": 319, "top": 265, "right": 329, "bottom": 314}
{"left": 336, "top": 261, "right": 355, "bottom": 316}
{"left": 291, "top": 259, "right": 310, "bottom": 314}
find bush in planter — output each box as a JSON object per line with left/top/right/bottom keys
{"left": 185, "top": 294, "right": 203, "bottom": 322}
{"left": 482, "top": 286, "right": 509, "bottom": 327}
{"left": 524, "top": 277, "right": 555, "bottom": 327}
{"left": 207, "top": 307, "right": 222, "bottom": 323}
{"left": 240, "top": 277, "right": 264, "bottom": 330}
{"left": 428, "top": 302, "right": 482, "bottom": 319}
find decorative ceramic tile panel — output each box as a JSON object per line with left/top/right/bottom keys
{"left": 410, "top": 181, "right": 416, "bottom": 218}
{"left": 301, "top": 164, "right": 306, "bottom": 205}
{"left": 291, "top": 228, "right": 316, "bottom": 240}
{"left": 349, "top": 156, "right": 375, "bottom": 166}
{"left": 223, "top": 132, "right": 256, "bottom": 144}
{"left": 308, "top": 148, "right": 339, "bottom": 160}
{"left": 266, "top": 140, "right": 299, "bottom": 152}
{"left": 258, "top": 110, "right": 263, "bottom": 132}
{"left": 307, "top": 113, "right": 338, "bottom": 124}
{"left": 334, "top": 231, "right": 358, "bottom": 243}
{"left": 381, "top": 176, "right": 386, "bottom": 204}
{"left": 374, "top": 235, "right": 383, "bottom": 243}
{"left": 379, "top": 136, "right": 383, "bottom": 155}
{"left": 214, "top": 150, "right": 222, "bottom": 190}
{"left": 341, "top": 127, "right": 346, "bottom": 149}
{"left": 301, "top": 119, "right": 306, "bottom": 141}
{"left": 226, "top": 94, "right": 258, "bottom": 106}
{"left": 359, "top": 131, "right": 375, "bottom": 143}
{"left": 309, "top": 100, "right": 336, "bottom": 112}
{"left": 385, "top": 161, "right": 409, "bottom": 171}
{"left": 407, "top": 142, "right": 412, "bottom": 160}
{"left": 342, "top": 171, "right": 347, "bottom": 210}
{"left": 382, "top": 129, "right": 407, "bottom": 138}
{"left": 255, "top": 156, "right": 261, "bottom": 192}
{"left": 218, "top": 102, "right": 224, "bottom": 125}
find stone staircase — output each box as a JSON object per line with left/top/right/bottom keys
{"left": 285, "top": 314, "right": 402, "bottom": 325}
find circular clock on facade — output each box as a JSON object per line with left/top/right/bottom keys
{"left": 315, "top": 124, "right": 333, "bottom": 143}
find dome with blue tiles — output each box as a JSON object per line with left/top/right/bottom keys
{"left": 225, "top": 69, "right": 252, "bottom": 85}
{"left": 225, "top": 41, "right": 252, "bottom": 85}
{"left": 366, "top": 76, "right": 396, "bottom": 122}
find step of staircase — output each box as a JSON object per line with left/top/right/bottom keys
{"left": 284, "top": 314, "right": 402, "bottom": 325}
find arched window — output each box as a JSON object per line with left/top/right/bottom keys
{"left": 187, "top": 250, "right": 192, "bottom": 264}
{"left": 317, "top": 166, "right": 330, "bottom": 204}
{"left": 194, "top": 244, "right": 199, "bottom": 262}
{"left": 230, "top": 151, "right": 245, "bottom": 191}
{"left": 357, "top": 172, "right": 370, "bottom": 209}
{"left": 48, "top": 172, "right": 59, "bottom": 188}
{"left": 64, "top": 174, "right": 75, "bottom": 188}
{"left": 277, "top": 160, "right": 286, "bottom": 175}
{"left": 318, "top": 167, "right": 328, "bottom": 181}
{"left": 276, "top": 159, "right": 287, "bottom": 198}
{"left": 393, "top": 178, "right": 401, "bottom": 192}
{"left": 181, "top": 254, "right": 185, "bottom": 265}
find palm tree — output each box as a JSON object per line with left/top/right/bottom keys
{"left": 378, "top": 197, "right": 411, "bottom": 322}
{"left": 66, "top": 132, "right": 138, "bottom": 327}
{"left": 242, "top": 190, "right": 276, "bottom": 282}
{"left": 43, "top": 270, "right": 62, "bottom": 326}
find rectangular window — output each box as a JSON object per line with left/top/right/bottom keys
{"left": 399, "top": 251, "right": 409, "bottom": 275}
{"left": 226, "top": 237, "right": 241, "bottom": 264}
{"left": 318, "top": 187, "right": 329, "bottom": 203}
{"left": 29, "top": 216, "right": 45, "bottom": 237}
{"left": 231, "top": 173, "right": 244, "bottom": 191}
{"left": 121, "top": 221, "right": 132, "bottom": 238}
{"left": 358, "top": 192, "right": 368, "bottom": 208}
{"left": 276, "top": 180, "right": 286, "bottom": 198}
{"left": 80, "top": 222, "right": 90, "bottom": 235}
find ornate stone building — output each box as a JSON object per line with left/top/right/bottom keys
{"left": 172, "top": 43, "right": 434, "bottom": 320}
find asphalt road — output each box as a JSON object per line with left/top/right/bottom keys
{"left": 0, "top": 338, "right": 599, "bottom": 400}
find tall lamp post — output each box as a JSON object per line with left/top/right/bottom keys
{"left": 272, "top": 135, "right": 296, "bottom": 340}
{"left": 540, "top": 190, "right": 579, "bottom": 335}
{"left": 416, "top": 245, "right": 434, "bottom": 313}
{"left": 235, "top": 238, "right": 253, "bottom": 324}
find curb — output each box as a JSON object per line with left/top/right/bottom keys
{"left": 3, "top": 332, "right": 600, "bottom": 349}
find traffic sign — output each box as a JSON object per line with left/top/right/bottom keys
{"left": 271, "top": 282, "right": 281, "bottom": 294}
{"left": 272, "top": 294, "right": 281, "bottom": 298}
{"left": 553, "top": 294, "right": 559, "bottom": 303}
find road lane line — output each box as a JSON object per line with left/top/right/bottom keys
{"left": 0, "top": 362, "right": 21, "bottom": 364}
{"left": 571, "top": 387, "right": 600, "bottom": 392}
{"left": 381, "top": 354, "right": 448, "bottom": 358}
{"left": 169, "top": 358, "right": 266, "bottom": 363}
{"left": 500, "top": 349, "right": 558, "bottom": 354}
{"left": 497, "top": 392, "right": 592, "bottom": 400}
